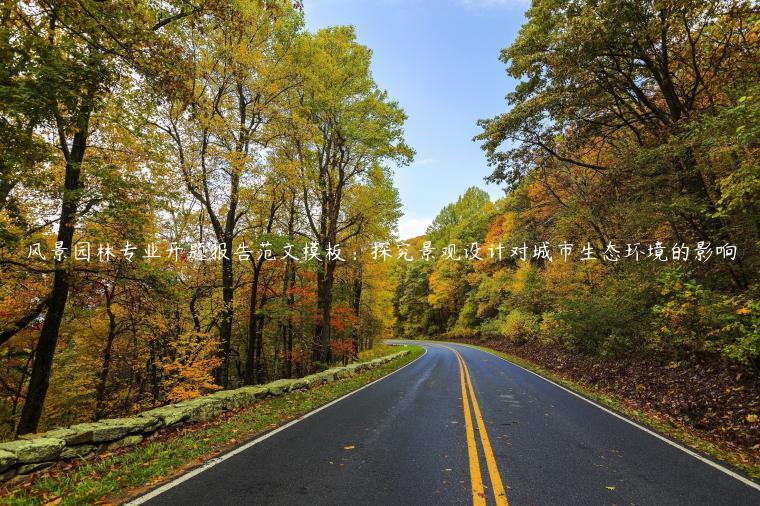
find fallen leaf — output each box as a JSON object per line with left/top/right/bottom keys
{"left": 343, "top": 445, "right": 355, "bottom": 450}
{"left": 606, "top": 486, "right": 616, "bottom": 491}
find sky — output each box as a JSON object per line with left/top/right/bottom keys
{"left": 304, "top": 0, "right": 528, "bottom": 238}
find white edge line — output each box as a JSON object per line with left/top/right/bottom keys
{"left": 125, "top": 347, "right": 427, "bottom": 505}
{"left": 447, "top": 341, "right": 760, "bottom": 492}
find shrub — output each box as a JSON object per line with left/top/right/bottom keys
{"left": 481, "top": 309, "right": 540, "bottom": 344}
{"left": 539, "top": 311, "right": 572, "bottom": 347}
{"left": 722, "top": 298, "right": 760, "bottom": 369}
{"left": 651, "top": 270, "right": 760, "bottom": 367}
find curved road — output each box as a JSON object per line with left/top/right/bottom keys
{"left": 133, "top": 342, "right": 760, "bottom": 505}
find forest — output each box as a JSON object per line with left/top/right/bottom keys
{"left": 1, "top": 0, "right": 759, "bottom": 469}
{"left": 392, "top": 0, "right": 760, "bottom": 454}
{"left": 0, "top": 0, "right": 411, "bottom": 438}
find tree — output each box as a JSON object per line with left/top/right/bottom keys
{"left": 476, "top": 0, "right": 758, "bottom": 289}
{"left": 153, "top": 0, "right": 303, "bottom": 386}
{"left": 8, "top": 0, "right": 200, "bottom": 435}
{"left": 0, "top": 0, "right": 409, "bottom": 437}
{"left": 288, "top": 26, "right": 412, "bottom": 363}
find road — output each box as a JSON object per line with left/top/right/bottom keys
{"left": 133, "top": 342, "right": 760, "bottom": 505}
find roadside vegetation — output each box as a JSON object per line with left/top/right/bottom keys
{"left": 1, "top": 0, "right": 410, "bottom": 439}
{"left": 392, "top": 0, "right": 760, "bottom": 466}
{"left": 0, "top": 345, "right": 423, "bottom": 505}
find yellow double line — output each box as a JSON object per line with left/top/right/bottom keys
{"left": 445, "top": 346, "right": 508, "bottom": 506}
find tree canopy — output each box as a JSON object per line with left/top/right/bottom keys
{"left": 0, "top": 0, "right": 410, "bottom": 437}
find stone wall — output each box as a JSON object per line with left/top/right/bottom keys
{"left": 0, "top": 350, "right": 410, "bottom": 483}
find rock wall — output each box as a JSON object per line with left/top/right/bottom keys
{"left": 0, "top": 350, "right": 410, "bottom": 483}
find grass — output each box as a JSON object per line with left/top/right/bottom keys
{"left": 0, "top": 345, "right": 424, "bottom": 506}
{"left": 447, "top": 340, "right": 760, "bottom": 482}
{"left": 357, "top": 343, "right": 398, "bottom": 361}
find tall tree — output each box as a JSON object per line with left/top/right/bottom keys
{"left": 154, "top": 0, "right": 303, "bottom": 386}
{"left": 290, "top": 27, "right": 412, "bottom": 363}
{"left": 476, "top": 0, "right": 758, "bottom": 287}
{"left": 9, "top": 0, "right": 198, "bottom": 435}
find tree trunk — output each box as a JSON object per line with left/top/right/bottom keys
{"left": 351, "top": 265, "right": 362, "bottom": 356}
{"left": 285, "top": 261, "right": 295, "bottom": 378}
{"left": 215, "top": 251, "right": 234, "bottom": 387}
{"left": 94, "top": 287, "right": 118, "bottom": 420}
{"left": 278, "top": 256, "right": 291, "bottom": 379}
{"left": 314, "top": 259, "right": 336, "bottom": 364}
{"left": 16, "top": 103, "right": 91, "bottom": 435}
{"left": 245, "top": 259, "right": 264, "bottom": 385}
{"left": 255, "top": 314, "right": 266, "bottom": 383}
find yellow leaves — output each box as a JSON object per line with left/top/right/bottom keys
{"left": 524, "top": 181, "right": 562, "bottom": 222}
{"left": 465, "top": 271, "right": 483, "bottom": 286}
{"left": 509, "top": 262, "right": 532, "bottom": 294}
{"left": 542, "top": 257, "right": 588, "bottom": 298}
{"left": 747, "top": 414, "right": 758, "bottom": 423}
{"left": 343, "top": 444, "right": 355, "bottom": 450}
{"left": 736, "top": 307, "right": 752, "bottom": 315}
{"left": 109, "top": 303, "right": 127, "bottom": 319}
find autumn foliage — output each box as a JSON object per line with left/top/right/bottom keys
{"left": 392, "top": 0, "right": 760, "bottom": 454}
{"left": 0, "top": 0, "right": 405, "bottom": 437}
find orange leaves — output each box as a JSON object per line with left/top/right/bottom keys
{"left": 329, "top": 306, "right": 358, "bottom": 334}
{"left": 330, "top": 338, "right": 356, "bottom": 366}
{"left": 157, "top": 332, "right": 223, "bottom": 403}
{"left": 484, "top": 212, "right": 516, "bottom": 244}
{"left": 289, "top": 284, "right": 316, "bottom": 302}
{"left": 330, "top": 339, "right": 355, "bottom": 357}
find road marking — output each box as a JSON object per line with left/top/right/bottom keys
{"left": 448, "top": 341, "right": 760, "bottom": 493}
{"left": 454, "top": 346, "right": 486, "bottom": 506}
{"left": 456, "top": 349, "right": 509, "bottom": 506}
{"left": 126, "top": 348, "right": 427, "bottom": 505}
{"left": 442, "top": 345, "right": 509, "bottom": 506}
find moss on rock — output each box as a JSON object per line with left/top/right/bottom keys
{"left": 0, "top": 438, "right": 64, "bottom": 464}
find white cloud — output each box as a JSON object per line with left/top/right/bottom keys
{"left": 416, "top": 157, "right": 436, "bottom": 166}
{"left": 396, "top": 217, "right": 431, "bottom": 239}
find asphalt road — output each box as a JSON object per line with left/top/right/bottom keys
{"left": 134, "top": 342, "right": 760, "bottom": 505}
